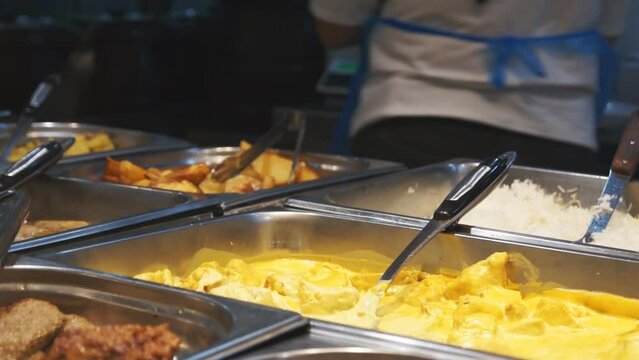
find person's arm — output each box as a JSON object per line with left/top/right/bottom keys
{"left": 310, "top": 0, "right": 379, "bottom": 48}
{"left": 314, "top": 18, "right": 363, "bottom": 48}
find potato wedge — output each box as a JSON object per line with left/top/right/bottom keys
{"left": 162, "top": 163, "right": 210, "bottom": 184}
{"left": 296, "top": 162, "right": 320, "bottom": 182}
{"left": 224, "top": 175, "right": 261, "bottom": 193}
{"left": 199, "top": 178, "right": 224, "bottom": 194}
{"left": 104, "top": 157, "right": 121, "bottom": 179}
{"left": 118, "top": 160, "right": 147, "bottom": 184}
{"left": 151, "top": 180, "right": 202, "bottom": 193}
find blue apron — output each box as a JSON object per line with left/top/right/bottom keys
{"left": 331, "top": 16, "right": 619, "bottom": 154}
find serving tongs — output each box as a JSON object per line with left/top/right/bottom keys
{"left": 577, "top": 110, "right": 639, "bottom": 244}
{"left": 0, "top": 138, "right": 74, "bottom": 200}
{"left": 378, "top": 151, "right": 517, "bottom": 289}
{"left": 211, "top": 111, "right": 306, "bottom": 182}
{"left": 0, "top": 74, "right": 61, "bottom": 163}
{"left": 0, "top": 138, "right": 73, "bottom": 265}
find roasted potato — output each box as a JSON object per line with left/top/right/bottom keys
{"left": 118, "top": 160, "right": 147, "bottom": 184}
{"left": 162, "top": 163, "right": 210, "bottom": 184}
{"left": 102, "top": 141, "right": 321, "bottom": 194}
{"left": 9, "top": 132, "right": 116, "bottom": 161}
{"left": 199, "top": 177, "right": 224, "bottom": 194}
{"left": 152, "top": 180, "right": 202, "bottom": 193}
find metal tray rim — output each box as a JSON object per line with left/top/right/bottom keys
{"left": 47, "top": 146, "right": 405, "bottom": 214}
{"left": 0, "top": 122, "right": 192, "bottom": 164}
{"left": 286, "top": 160, "right": 638, "bottom": 256}
{"left": 25, "top": 206, "right": 639, "bottom": 268}
{"left": 18, "top": 207, "right": 639, "bottom": 359}
{"left": 9, "top": 176, "right": 238, "bottom": 254}
{"left": 2, "top": 263, "right": 308, "bottom": 360}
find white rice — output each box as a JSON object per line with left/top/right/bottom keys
{"left": 459, "top": 179, "right": 639, "bottom": 252}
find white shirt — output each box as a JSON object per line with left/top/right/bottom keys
{"left": 311, "top": 0, "right": 628, "bottom": 150}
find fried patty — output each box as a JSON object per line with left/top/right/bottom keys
{"left": 0, "top": 299, "right": 66, "bottom": 360}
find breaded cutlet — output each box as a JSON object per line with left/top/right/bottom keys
{"left": 0, "top": 299, "right": 66, "bottom": 360}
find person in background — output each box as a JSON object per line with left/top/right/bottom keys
{"left": 311, "top": 0, "right": 628, "bottom": 172}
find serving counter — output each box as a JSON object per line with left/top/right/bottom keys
{"left": 13, "top": 208, "right": 639, "bottom": 359}
{"left": 2, "top": 125, "right": 637, "bottom": 359}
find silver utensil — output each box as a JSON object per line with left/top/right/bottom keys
{"left": 0, "top": 74, "right": 61, "bottom": 162}
{"left": 378, "top": 151, "right": 517, "bottom": 285}
{"left": 0, "top": 138, "right": 74, "bottom": 200}
{"left": 0, "top": 191, "right": 29, "bottom": 265}
{"left": 0, "top": 138, "right": 73, "bottom": 264}
{"left": 287, "top": 111, "right": 306, "bottom": 184}
{"left": 211, "top": 111, "right": 306, "bottom": 182}
{"left": 578, "top": 110, "right": 639, "bottom": 243}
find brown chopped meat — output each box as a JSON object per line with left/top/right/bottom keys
{"left": 27, "top": 352, "right": 46, "bottom": 360}
{"left": 43, "top": 323, "right": 180, "bottom": 360}
{"left": 0, "top": 299, "right": 66, "bottom": 360}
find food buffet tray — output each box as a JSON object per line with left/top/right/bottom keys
{"left": 0, "top": 265, "right": 306, "bottom": 359}
{"left": 9, "top": 175, "right": 237, "bottom": 253}
{"left": 19, "top": 209, "right": 639, "bottom": 359}
{"left": 48, "top": 146, "right": 403, "bottom": 213}
{"left": 235, "top": 321, "right": 509, "bottom": 360}
{"left": 0, "top": 191, "right": 29, "bottom": 263}
{"left": 0, "top": 122, "right": 192, "bottom": 164}
{"left": 287, "top": 159, "right": 639, "bottom": 241}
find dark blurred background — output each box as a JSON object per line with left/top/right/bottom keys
{"left": 0, "top": 0, "right": 326, "bottom": 145}
{"left": 0, "top": 0, "right": 637, "bottom": 169}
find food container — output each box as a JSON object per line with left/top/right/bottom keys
{"left": 0, "top": 265, "right": 306, "bottom": 359}
{"left": 20, "top": 209, "right": 639, "bottom": 359}
{"left": 48, "top": 147, "right": 403, "bottom": 213}
{"left": 287, "top": 160, "right": 639, "bottom": 246}
{"left": 235, "top": 321, "right": 508, "bottom": 360}
{"left": 0, "top": 191, "right": 30, "bottom": 263}
{"left": 0, "top": 122, "right": 192, "bottom": 164}
{"left": 9, "top": 175, "right": 237, "bottom": 253}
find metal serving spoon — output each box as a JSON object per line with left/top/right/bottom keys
{"left": 211, "top": 111, "right": 306, "bottom": 182}
{"left": 0, "top": 74, "right": 61, "bottom": 162}
{"left": 378, "top": 151, "right": 517, "bottom": 287}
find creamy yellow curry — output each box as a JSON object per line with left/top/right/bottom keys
{"left": 135, "top": 251, "right": 639, "bottom": 360}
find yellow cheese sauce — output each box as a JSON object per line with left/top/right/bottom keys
{"left": 134, "top": 250, "right": 639, "bottom": 359}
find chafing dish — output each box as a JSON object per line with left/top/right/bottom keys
{"left": 0, "top": 191, "right": 29, "bottom": 262}
{"left": 19, "top": 209, "right": 639, "bottom": 359}
{"left": 0, "top": 265, "right": 306, "bottom": 359}
{"left": 48, "top": 147, "right": 403, "bottom": 213}
{"left": 287, "top": 160, "right": 639, "bottom": 244}
{"left": 9, "top": 175, "right": 236, "bottom": 253}
{"left": 0, "top": 122, "right": 191, "bottom": 164}
{"left": 235, "top": 321, "right": 509, "bottom": 360}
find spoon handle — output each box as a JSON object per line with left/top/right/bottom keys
{"left": 0, "top": 138, "right": 73, "bottom": 199}
{"left": 379, "top": 151, "right": 516, "bottom": 283}
{"left": 433, "top": 151, "right": 517, "bottom": 221}
{"left": 611, "top": 110, "right": 639, "bottom": 177}
{"left": 0, "top": 74, "right": 61, "bottom": 162}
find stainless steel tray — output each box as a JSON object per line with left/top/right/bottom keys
{"left": 235, "top": 321, "right": 509, "bottom": 360}
{"left": 287, "top": 160, "right": 639, "bottom": 246}
{"left": 0, "top": 122, "right": 192, "bottom": 164}
{"left": 0, "top": 191, "right": 29, "bottom": 263}
{"left": 0, "top": 265, "right": 306, "bottom": 359}
{"left": 9, "top": 175, "right": 237, "bottom": 253}
{"left": 48, "top": 147, "right": 403, "bottom": 213}
{"left": 20, "top": 209, "right": 639, "bottom": 358}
